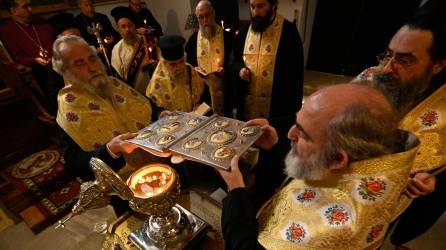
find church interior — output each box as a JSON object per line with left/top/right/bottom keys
{"left": 0, "top": 0, "right": 445, "bottom": 249}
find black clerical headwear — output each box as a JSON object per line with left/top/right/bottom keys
{"left": 111, "top": 6, "right": 136, "bottom": 24}
{"left": 48, "top": 13, "right": 77, "bottom": 35}
{"left": 158, "top": 35, "right": 186, "bottom": 61}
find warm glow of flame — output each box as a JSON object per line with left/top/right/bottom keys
{"left": 126, "top": 164, "right": 175, "bottom": 198}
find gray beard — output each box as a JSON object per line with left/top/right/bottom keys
{"left": 284, "top": 149, "right": 331, "bottom": 181}
{"left": 65, "top": 70, "right": 109, "bottom": 99}
{"left": 200, "top": 25, "right": 216, "bottom": 39}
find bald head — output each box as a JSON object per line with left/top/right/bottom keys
{"left": 287, "top": 83, "right": 398, "bottom": 180}
{"left": 307, "top": 83, "right": 394, "bottom": 130}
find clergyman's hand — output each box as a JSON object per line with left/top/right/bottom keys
{"left": 215, "top": 155, "right": 245, "bottom": 191}
{"left": 106, "top": 132, "right": 139, "bottom": 155}
{"left": 404, "top": 172, "right": 436, "bottom": 199}
{"left": 159, "top": 110, "right": 173, "bottom": 119}
{"left": 239, "top": 67, "right": 251, "bottom": 81}
{"left": 215, "top": 66, "right": 225, "bottom": 77}
{"left": 35, "top": 57, "right": 49, "bottom": 65}
{"left": 245, "top": 119, "right": 278, "bottom": 150}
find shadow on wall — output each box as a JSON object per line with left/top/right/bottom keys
{"left": 164, "top": 9, "right": 182, "bottom": 36}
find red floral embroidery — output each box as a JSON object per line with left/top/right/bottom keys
{"left": 164, "top": 93, "right": 171, "bottom": 100}
{"left": 420, "top": 110, "right": 439, "bottom": 127}
{"left": 366, "top": 224, "right": 384, "bottom": 243}
{"left": 114, "top": 94, "right": 125, "bottom": 103}
{"left": 215, "top": 48, "right": 220, "bottom": 54}
{"left": 323, "top": 204, "right": 350, "bottom": 226}
{"left": 88, "top": 102, "right": 100, "bottom": 111}
{"left": 159, "top": 71, "right": 165, "bottom": 77}
{"left": 296, "top": 189, "right": 317, "bottom": 203}
{"left": 357, "top": 177, "right": 386, "bottom": 201}
{"left": 65, "top": 93, "right": 76, "bottom": 103}
{"left": 284, "top": 222, "right": 307, "bottom": 243}
{"left": 262, "top": 70, "right": 268, "bottom": 77}
{"left": 248, "top": 43, "right": 254, "bottom": 52}
{"left": 65, "top": 112, "right": 79, "bottom": 122}
{"left": 201, "top": 50, "right": 206, "bottom": 56}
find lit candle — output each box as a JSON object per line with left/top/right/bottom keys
{"left": 217, "top": 58, "right": 220, "bottom": 66}
{"left": 144, "top": 19, "right": 147, "bottom": 26}
{"left": 243, "top": 56, "right": 246, "bottom": 64}
{"left": 221, "top": 20, "right": 224, "bottom": 29}
{"left": 127, "top": 164, "right": 175, "bottom": 198}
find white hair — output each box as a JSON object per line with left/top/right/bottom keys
{"left": 52, "top": 35, "right": 97, "bottom": 75}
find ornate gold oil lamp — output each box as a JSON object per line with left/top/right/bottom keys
{"left": 56, "top": 158, "right": 207, "bottom": 249}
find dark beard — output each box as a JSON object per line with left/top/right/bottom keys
{"left": 251, "top": 10, "right": 274, "bottom": 33}
{"left": 373, "top": 72, "right": 426, "bottom": 116}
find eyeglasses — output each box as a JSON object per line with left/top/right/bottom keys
{"left": 376, "top": 52, "right": 418, "bottom": 69}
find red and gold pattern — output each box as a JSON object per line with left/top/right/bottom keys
{"left": 57, "top": 76, "right": 151, "bottom": 152}
{"left": 322, "top": 204, "right": 351, "bottom": 226}
{"left": 257, "top": 145, "right": 416, "bottom": 249}
{"left": 283, "top": 221, "right": 309, "bottom": 244}
{"left": 420, "top": 110, "right": 439, "bottom": 127}
{"left": 294, "top": 189, "right": 317, "bottom": 204}
{"left": 356, "top": 177, "right": 387, "bottom": 202}
{"left": 366, "top": 224, "right": 385, "bottom": 243}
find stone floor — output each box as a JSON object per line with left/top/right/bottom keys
{"left": 0, "top": 70, "right": 445, "bottom": 250}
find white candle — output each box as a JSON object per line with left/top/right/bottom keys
{"left": 144, "top": 19, "right": 147, "bottom": 25}
{"left": 221, "top": 20, "right": 224, "bottom": 29}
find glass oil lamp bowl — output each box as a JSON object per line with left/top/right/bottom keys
{"left": 126, "top": 164, "right": 193, "bottom": 247}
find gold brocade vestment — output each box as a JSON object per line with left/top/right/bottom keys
{"left": 257, "top": 147, "right": 416, "bottom": 250}
{"left": 57, "top": 76, "right": 153, "bottom": 178}
{"left": 243, "top": 15, "right": 284, "bottom": 119}
{"left": 197, "top": 25, "right": 225, "bottom": 115}
{"left": 146, "top": 59, "right": 204, "bottom": 112}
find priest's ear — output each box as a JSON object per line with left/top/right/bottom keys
{"left": 328, "top": 150, "right": 349, "bottom": 171}
{"left": 432, "top": 59, "right": 446, "bottom": 76}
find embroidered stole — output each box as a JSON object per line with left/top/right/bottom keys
{"left": 197, "top": 25, "right": 225, "bottom": 114}
{"left": 243, "top": 15, "right": 284, "bottom": 119}
{"left": 125, "top": 38, "right": 146, "bottom": 87}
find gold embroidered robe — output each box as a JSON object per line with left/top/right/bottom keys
{"left": 57, "top": 76, "right": 153, "bottom": 178}
{"left": 257, "top": 147, "right": 416, "bottom": 250}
